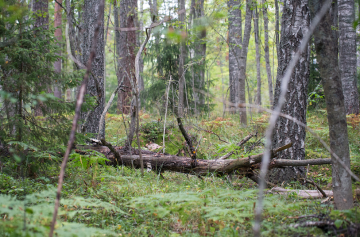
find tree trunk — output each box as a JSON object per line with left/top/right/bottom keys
{"left": 262, "top": 0, "right": 274, "bottom": 106}
{"left": 33, "top": 0, "right": 49, "bottom": 117}
{"left": 269, "top": 0, "right": 310, "bottom": 183}
{"left": 275, "top": 0, "right": 280, "bottom": 60}
{"left": 80, "top": 0, "right": 105, "bottom": 138}
{"left": 238, "top": 0, "right": 253, "bottom": 125}
{"left": 33, "top": 0, "right": 48, "bottom": 30}
{"left": 254, "top": 6, "right": 262, "bottom": 107}
{"left": 339, "top": 0, "right": 359, "bottom": 115}
{"left": 190, "top": 0, "right": 206, "bottom": 111}
{"left": 116, "top": 0, "right": 137, "bottom": 114}
{"left": 228, "top": 0, "right": 242, "bottom": 113}
{"left": 312, "top": 0, "right": 353, "bottom": 210}
{"left": 53, "top": 0, "right": 62, "bottom": 99}
{"left": 178, "top": 0, "right": 186, "bottom": 116}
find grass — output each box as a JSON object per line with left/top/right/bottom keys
{"left": 0, "top": 110, "right": 359, "bottom": 236}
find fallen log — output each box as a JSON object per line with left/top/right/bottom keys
{"left": 76, "top": 142, "right": 333, "bottom": 177}
{"left": 268, "top": 187, "right": 333, "bottom": 199}
{"left": 78, "top": 143, "right": 290, "bottom": 176}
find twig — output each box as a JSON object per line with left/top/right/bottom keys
{"left": 49, "top": 0, "right": 105, "bottom": 235}
{"left": 253, "top": 1, "right": 333, "bottom": 235}
{"left": 300, "top": 178, "right": 327, "bottom": 198}
{"left": 192, "top": 124, "right": 229, "bottom": 144}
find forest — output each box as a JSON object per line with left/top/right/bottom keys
{"left": 1, "top": 0, "right": 360, "bottom": 235}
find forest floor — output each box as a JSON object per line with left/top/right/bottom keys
{"left": 1, "top": 110, "right": 360, "bottom": 236}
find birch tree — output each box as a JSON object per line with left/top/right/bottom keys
{"left": 178, "top": 0, "right": 186, "bottom": 116}
{"left": 270, "top": 0, "right": 310, "bottom": 183}
{"left": 228, "top": 0, "right": 242, "bottom": 112}
{"left": 339, "top": 0, "right": 359, "bottom": 114}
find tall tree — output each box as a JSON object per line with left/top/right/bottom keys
{"left": 312, "top": 0, "right": 353, "bottom": 210}
{"left": 190, "top": 0, "right": 206, "bottom": 110}
{"left": 228, "top": 0, "right": 242, "bottom": 112}
{"left": 339, "top": 0, "right": 359, "bottom": 114}
{"left": 33, "top": 0, "right": 49, "bottom": 116}
{"left": 269, "top": 0, "right": 310, "bottom": 183}
{"left": 262, "top": 0, "right": 273, "bottom": 105}
{"left": 254, "top": 6, "right": 261, "bottom": 106}
{"left": 116, "top": 0, "right": 137, "bottom": 114}
{"left": 80, "top": 0, "right": 105, "bottom": 138}
{"left": 238, "top": 0, "right": 253, "bottom": 125}
{"left": 178, "top": 0, "right": 186, "bottom": 116}
{"left": 53, "top": 0, "right": 62, "bottom": 99}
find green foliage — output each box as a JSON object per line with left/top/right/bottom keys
{"left": 69, "top": 150, "right": 109, "bottom": 170}
{"left": 140, "top": 120, "right": 164, "bottom": 142}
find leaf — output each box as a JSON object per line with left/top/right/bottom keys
{"left": 334, "top": 219, "right": 343, "bottom": 229}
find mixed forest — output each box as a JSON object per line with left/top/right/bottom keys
{"left": 1, "top": 0, "right": 360, "bottom": 235}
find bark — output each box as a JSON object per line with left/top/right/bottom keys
{"left": 190, "top": 0, "right": 206, "bottom": 109}
{"left": 339, "top": 0, "right": 359, "bottom": 115}
{"left": 311, "top": 0, "right": 353, "bottom": 210}
{"left": 269, "top": 0, "right": 310, "bottom": 183}
{"left": 33, "top": 0, "right": 49, "bottom": 30}
{"left": 228, "top": 0, "right": 242, "bottom": 111}
{"left": 178, "top": 0, "right": 186, "bottom": 116}
{"left": 53, "top": 0, "right": 62, "bottom": 99}
{"left": 80, "top": 0, "right": 105, "bottom": 138}
{"left": 254, "top": 6, "right": 262, "bottom": 107}
{"left": 238, "top": 0, "right": 253, "bottom": 125}
{"left": 262, "top": 0, "right": 274, "bottom": 105}
{"left": 116, "top": 0, "right": 137, "bottom": 114}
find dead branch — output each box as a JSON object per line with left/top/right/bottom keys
{"left": 300, "top": 178, "right": 327, "bottom": 198}
{"left": 100, "top": 139, "right": 121, "bottom": 164}
{"left": 270, "top": 158, "right": 332, "bottom": 167}
{"left": 176, "top": 117, "right": 197, "bottom": 167}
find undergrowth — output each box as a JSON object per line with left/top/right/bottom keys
{"left": 0, "top": 111, "right": 359, "bottom": 236}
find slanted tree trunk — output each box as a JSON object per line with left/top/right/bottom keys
{"left": 178, "top": 0, "right": 186, "bottom": 116}
{"left": 228, "top": 0, "right": 242, "bottom": 113}
{"left": 53, "top": 0, "right": 62, "bottom": 99}
{"left": 269, "top": 0, "right": 310, "bottom": 183}
{"left": 254, "top": 6, "right": 262, "bottom": 107}
{"left": 238, "top": 0, "right": 253, "bottom": 125}
{"left": 80, "top": 0, "right": 105, "bottom": 138}
{"left": 312, "top": 0, "right": 353, "bottom": 210}
{"left": 116, "top": 0, "right": 137, "bottom": 114}
{"left": 190, "top": 0, "right": 206, "bottom": 111}
{"left": 262, "top": 0, "right": 273, "bottom": 106}
{"left": 339, "top": 0, "right": 359, "bottom": 115}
